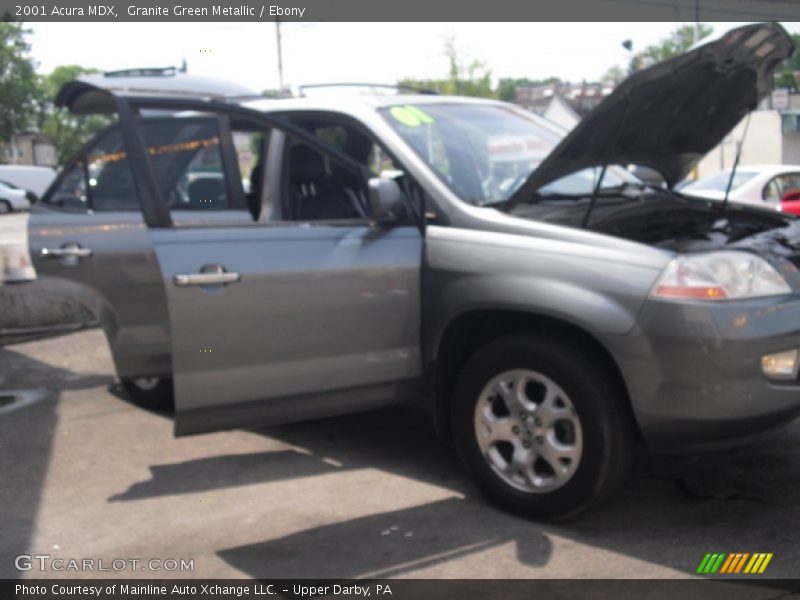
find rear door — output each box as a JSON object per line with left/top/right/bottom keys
{"left": 139, "top": 108, "right": 424, "bottom": 434}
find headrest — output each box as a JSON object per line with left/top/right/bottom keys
{"left": 289, "top": 144, "right": 325, "bottom": 183}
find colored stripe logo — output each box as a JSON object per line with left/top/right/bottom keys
{"left": 696, "top": 553, "right": 773, "bottom": 574}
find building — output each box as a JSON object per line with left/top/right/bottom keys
{"left": 515, "top": 80, "right": 800, "bottom": 180}
{"left": 1, "top": 131, "right": 57, "bottom": 167}
{"left": 696, "top": 90, "right": 800, "bottom": 179}
{"left": 515, "top": 81, "right": 614, "bottom": 129}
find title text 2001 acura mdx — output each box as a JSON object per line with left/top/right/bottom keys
{"left": 20, "top": 23, "right": 800, "bottom": 517}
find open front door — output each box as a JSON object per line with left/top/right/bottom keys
{"left": 140, "top": 110, "right": 423, "bottom": 435}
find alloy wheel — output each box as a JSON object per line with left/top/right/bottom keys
{"left": 473, "top": 369, "right": 583, "bottom": 493}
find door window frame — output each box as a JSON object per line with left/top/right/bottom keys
{"left": 40, "top": 122, "right": 127, "bottom": 213}
{"left": 134, "top": 114, "right": 247, "bottom": 213}
{"left": 115, "top": 97, "right": 380, "bottom": 229}
{"left": 271, "top": 109, "right": 425, "bottom": 229}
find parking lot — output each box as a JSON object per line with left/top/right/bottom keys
{"left": 3, "top": 328, "right": 800, "bottom": 580}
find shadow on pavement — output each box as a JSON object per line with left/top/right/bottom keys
{"left": 0, "top": 345, "right": 112, "bottom": 578}
{"left": 211, "top": 404, "right": 800, "bottom": 579}
{"left": 255, "top": 404, "right": 466, "bottom": 491}
{"left": 219, "top": 496, "right": 551, "bottom": 579}
{"left": 108, "top": 403, "right": 466, "bottom": 503}
{"left": 106, "top": 382, "right": 174, "bottom": 417}
{"left": 108, "top": 450, "right": 348, "bottom": 501}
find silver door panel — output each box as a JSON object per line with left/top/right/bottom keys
{"left": 151, "top": 223, "right": 422, "bottom": 432}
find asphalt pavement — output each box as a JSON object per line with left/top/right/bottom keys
{"left": 2, "top": 330, "right": 800, "bottom": 580}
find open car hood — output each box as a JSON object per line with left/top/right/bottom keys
{"left": 55, "top": 68, "right": 259, "bottom": 114}
{"left": 506, "top": 22, "right": 794, "bottom": 210}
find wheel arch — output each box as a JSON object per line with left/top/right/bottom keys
{"left": 429, "top": 308, "right": 643, "bottom": 445}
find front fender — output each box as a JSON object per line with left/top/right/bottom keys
{"left": 423, "top": 225, "right": 667, "bottom": 361}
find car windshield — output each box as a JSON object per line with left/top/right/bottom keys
{"left": 0, "top": 180, "right": 17, "bottom": 190}
{"left": 684, "top": 170, "right": 757, "bottom": 193}
{"left": 380, "top": 102, "right": 639, "bottom": 206}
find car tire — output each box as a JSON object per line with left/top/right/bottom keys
{"left": 121, "top": 377, "right": 174, "bottom": 412}
{"left": 451, "top": 333, "right": 635, "bottom": 520}
{"left": 0, "top": 200, "right": 11, "bottom": 214}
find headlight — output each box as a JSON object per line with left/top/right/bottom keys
{"left": 651, "top": 251, "right": 792, "bottom": 301}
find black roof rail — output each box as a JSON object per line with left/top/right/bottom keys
{"left": 297, "top": 83, "right": 438, "bottom": 97}
{"left": 104, "top": 67, "right": 179, "bottom": 78}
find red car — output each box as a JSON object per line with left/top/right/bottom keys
{"left": 782, "top": 190, "right": 800, "bottom": 216}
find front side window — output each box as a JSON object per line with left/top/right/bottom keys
{"left": 43, "top": 126, "right": 138, "bottom": 212}
{"left": 44, "top": 163, "right": 88, "bottom": 211}
{"left": 282, "top": 116, "right": 407, "bottom": 222}
{"left": 763, "top": 178, "right": 782, "bottom": 203}
{"left": 86, "top": 127, "right": 138, "bottom": 211}
{"left": 140, "top": 119, "right": 230, "bottom": 211}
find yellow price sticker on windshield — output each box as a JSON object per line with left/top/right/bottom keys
{"left": 389, "top": 105, "right": 435, "bottom": 127}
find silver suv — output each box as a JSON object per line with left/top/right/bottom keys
{"left": 21, "top": 24, "right": 800, "bottom": 518}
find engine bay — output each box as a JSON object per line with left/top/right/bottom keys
{"left": 510, "top": 189, "right": 798, "bottom": 253}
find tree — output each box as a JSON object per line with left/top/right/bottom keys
{"left": 399, "top": 36, "right": 495, "bottom": 99}
{"left": 497, "top": 77, "right": 561, "bottom": 102}
{"left": 35, "top": 65, "right": 112, "bottom": 165}
{"left": 635, "top": 24, "right": 713, "bottom": 70}
{"left": 775, "top": 32, "right": 800, "bottom": 91}
{"left": 0, "top": 21, "right": 39, "bottom": 157}
{"left": 600, "top": 65, "right": 625, "bottom": 85}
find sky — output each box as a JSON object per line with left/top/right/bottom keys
{"left": 25, "top": 21, "right": 800, "bottom": 94}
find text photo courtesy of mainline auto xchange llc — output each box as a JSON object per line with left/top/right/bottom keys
{"left": 2, "top": 1, "right": 800, "bottom": 597}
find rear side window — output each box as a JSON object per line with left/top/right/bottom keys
{"left": 140, "top": 119, "right": 230, "bottom": 211}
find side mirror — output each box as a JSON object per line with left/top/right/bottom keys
{"left": 368, "top": 177, "right": 407, "bottom": 225}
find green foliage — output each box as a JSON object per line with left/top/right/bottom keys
{"left": 0, "top": 23, "right": 111, "bottom": 166}
{"left": 399, "top": 36, "right": 496, "bottom": 99}
{"left": 600, "top": 66, "right": 625, "bottom": 84}
{"left": 775, "top": 33, "right": 800, "bottom": 91}
{"left": 35, "top": 65, "right": 112, "bottom": 165}
{"left": 0, "top": 21, "right": 39, "bottom": 151}
{"left": 498, "top": 77, "right": 561, "bottom": 102}
{"left": 634, "top": 24, "right": 713, "bottom": 70}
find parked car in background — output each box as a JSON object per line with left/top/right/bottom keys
{"left": 10, "top": 23, "right": 800, "bottom": 519}
{"left": 0, "top": 165, "right": 56, "bottom": 201}
{"left": 0, "top": 180, "right": 31, "bottom": 214}
{"left": 779, "top": 189, "right": 800, "bottom": 217}
{"left": 681, "top": 164, "right": 800, "bottom": 209}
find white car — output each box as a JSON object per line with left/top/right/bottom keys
{"left": 0, "top": 165, "right": 56, "bottom": 199}
{"left": 0, "top": 180, "right": 31, "bottom": 214}
{"left": 681, "top": 164, "right": 800, "bottom": 209}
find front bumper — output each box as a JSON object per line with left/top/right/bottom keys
{"left": 606, "top": 295, "right": 800, "bottom": 451}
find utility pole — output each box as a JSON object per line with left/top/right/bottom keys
{"left": 275, "top": 19, "right": 284, "bottom": 93}
{"left": 694, "top": 0, "right": 700, "bottom": 44}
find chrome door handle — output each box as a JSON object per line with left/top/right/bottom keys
{"left": 40, "top": 246, "right": 92, "bottom": 258}
{"left": 173, "top": 272, "right": 241, "bottom": 286}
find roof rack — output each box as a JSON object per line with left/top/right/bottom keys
{"left": 104, "top": 67, "right": 179, "bottom": 78}
{"left": 297, "top": 83, "right": 438, "bottom": 97}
